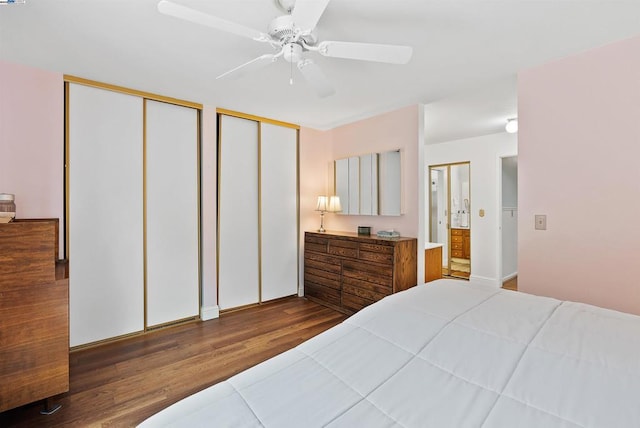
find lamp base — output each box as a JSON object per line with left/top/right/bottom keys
{"left": 317, "top": 211, "right": 326, "bottom": 233}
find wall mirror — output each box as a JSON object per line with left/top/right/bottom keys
{"left": 429, "top": 162, "right": 470, "bottom": 279}
{"left": 335, "top": 149, "right": 401, "bottom": 216}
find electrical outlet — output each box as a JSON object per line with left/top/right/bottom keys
{"left": 535, "top": 214, "right": 547, "bottom": 230}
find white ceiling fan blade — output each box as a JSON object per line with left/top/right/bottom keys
{"left": 158, "top": 0, "right": 270, "bottom": 42}
{"left": 217, "top": 54, "right": 278, "bottom": 80}
{"left": 292, "top": 0, "right": 331, "bottom": 32}
{"left": 297, "top": 59, "right": 335, "bottom": 98}
{"left": 318, "top": 41, "right": 413, "bottom": 64}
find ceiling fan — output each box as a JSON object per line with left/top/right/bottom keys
{"left": 157, "top": 0, "right": 413, "bottom": 97}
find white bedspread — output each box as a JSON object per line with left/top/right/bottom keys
{"left": 139, "top": 279, "right": 640, "bottom": 427}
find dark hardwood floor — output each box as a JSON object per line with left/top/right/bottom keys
{"left": 0, "top": 297, "right": 347, "bottom": 427}
{"left": 502, "top": 276, "right": 518, "bottom": 291}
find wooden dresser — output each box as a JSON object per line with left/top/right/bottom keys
{"left": 451, "top": 228, "right": 470, "bottom": 259}
{"left": 304, "top": 231, "right": 417, "bottom": 314}
{"left": 0, "top": 219, "right": 69, "bottom": 413}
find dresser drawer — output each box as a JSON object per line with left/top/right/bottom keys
{"left": 359, "top": 242, "right": 394, "bottom": 264}
{"left": 359, "top": 248, "right": 394, "bottom": 264}
{"left": 451, "top": 250, "right": 463, "bottom": 258}
{"left": 342, "top": 260, "right": 392, "bottom": 287}
{"left": 451, "top": 235, "right": 463, "bottom": 243}
{"left": 304, "top": 266, "right": 341, "bottom": 289}
{"left": 306, "top": 283, "right": 341, "bottom": 307}
{"left": 305, "top": 242, "right": 327, "bottom": 253}
{"left": 343, "top": 276, "right": 392, "bottom": 298}
{"left": 359, "top": 243, "right": 394, "bottom": 254}
{"left": 305, "top": 235, "right": 328, "bottom": 253}
{"left": 305, "top": 235, "right": 329, "bottom": 245}
{"left": 451, "top": 242, "right": 463, "bottom": 250}
{"left": 328, "top": 239, "right": 358, "bottom": 258}
{"left": 304, "top": 251, "right": 341, "bottom": 270}
{"left": 451, "top": 229, "right": 463, "bottom": 236}
{"left": 341, "top": 292, "right": 374, "bottom": 313}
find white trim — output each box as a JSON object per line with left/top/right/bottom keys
{"left": 417, "top": 104, "right": 426, "bottom": 286}
{"left": 502, "top": 271, "right": 518, "bottom": 282}
{"left": 201, "top": 305, "right": 220, "bottom": 321}
{"left": 469, "top": 274, "right": 500, "bottom": 287}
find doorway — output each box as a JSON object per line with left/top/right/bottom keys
{"left": 499, "top": 156, "right": 518, "bottom": 289}
{"left": 429, "top": 162, "right": 471, "bottom": 279}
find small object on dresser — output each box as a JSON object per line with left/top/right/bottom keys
{"left": 357, "top": 226, "right": 371, "bottom": 235}
{"left": 377, "top": 229, "right": 400, "bottom": 238}
{"left": 0, "top": 193, "right": 16, "bottom": 223}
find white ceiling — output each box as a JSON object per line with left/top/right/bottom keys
{"left": 1, "top": 0, "right": 639, "bottom": 140}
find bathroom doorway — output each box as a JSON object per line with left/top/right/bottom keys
{"left": 499, "top": 156, "right": 518, "bottom": 289}
{"left": 429, "top": 162, "right": 471, "bottom": 279}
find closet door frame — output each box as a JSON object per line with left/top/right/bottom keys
{"left": 216, "top": 108, "right": 300, "bottom": 311}
{"left": 65, "top": 76, "right": 202, "bottom": 347}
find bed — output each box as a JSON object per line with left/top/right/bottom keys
{"left": 139, "top": 279, "right": 640, "bottom": 427}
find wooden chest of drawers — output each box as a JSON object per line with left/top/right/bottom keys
{"left": 304, "top": 231, "right": 417, "bottom": 314}
{"left": 451, "top": 228, "right": 470, "bottom": 259}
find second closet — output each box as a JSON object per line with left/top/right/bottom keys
{"left": 217, "top": 111, "right": 299, "bottom": 310}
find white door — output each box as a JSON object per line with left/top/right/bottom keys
{"left": 260, "top": 123, "right": 298, "bottom": 301}
{"left": 218, "top": 115, "right": 260, "bottom": 309}
{"left": 145, "top": 100, "right": 200, "bottom": 326}
{"left": 68, "top": 84, "right": 144, "bottom": 346}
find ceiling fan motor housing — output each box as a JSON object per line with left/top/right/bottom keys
{"left": 268, "top": 14, "right": 318, "bottom": 45}
{"left": 268, "top": 15, "right": 296, "bottom": 42}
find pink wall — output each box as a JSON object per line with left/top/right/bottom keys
{"left": 0, "top": 61, "right": 64, "bottom": 247}
{"left": 299, "top": 127, "right": 333, "bottom": 234}
{"left": 300, "top": 105, "right": 421, "bottom": 239}
{"left": 518, "top": 35, "right": 640, "bottom": 315}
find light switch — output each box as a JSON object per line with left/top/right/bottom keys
{"left": 535, "top": 214, "right": 547, "bottom": 230}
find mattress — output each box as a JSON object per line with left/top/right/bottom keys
{"left": 139, "top": 279, "right": 640, "bottom": 427}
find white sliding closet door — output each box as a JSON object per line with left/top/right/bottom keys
{"left": 260, "top": 123, "right": 298, "bottom": 301}
{"left": 146, "top": 100, "right": 199, "bottom": 326}
{"left": 218, "top": 115, "right": 260, "bottom": 309}
{"left": 68, "top": 84, "right": 144, "bottom": 347}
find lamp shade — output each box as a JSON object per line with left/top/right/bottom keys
{"left": 328, "top": 196, "right": 342, "bottom": 213}
{"left": 315, "top": 195, "right": 328, "bottom": 212}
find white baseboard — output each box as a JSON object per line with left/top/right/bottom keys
{"left": 469, "top": 275, "right": 500, "bottom": 287}
{"left": 502, "top": 271, "right": 518, "bottom": 282}
{"left": 201, "top": 305, "right": 220, "bottom": 321}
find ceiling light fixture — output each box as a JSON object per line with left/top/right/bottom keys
{"left": 505, "top": 118, "right": 518, "bottom": 133}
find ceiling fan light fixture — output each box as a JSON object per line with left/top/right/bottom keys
{"left": 284, "top": 43, "right": 303, "bottom": 63}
